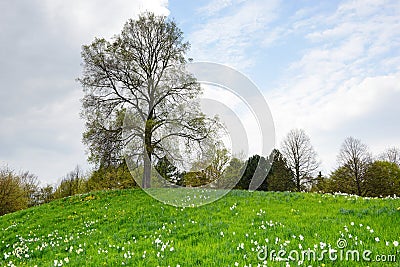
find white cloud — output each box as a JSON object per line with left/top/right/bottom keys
{"left": 197, "top": 0, "right": 235, "bottom": 16}
{"left": 0, "top": 0, "right": 170, "bottom": 183}
{"left": 40, "top": 0, "right": 170, "bottom": 43}
{"left": 266, "top": 0, "right": 400, "bottom": 173}
{"left": 268, "top": 72, "right": 400, "bottom": 173}
{"left": 189, "top": 0, "right": 281, "bottom": 70}
{"left": 201, "top": 84, "right": 262, "bottom": 157}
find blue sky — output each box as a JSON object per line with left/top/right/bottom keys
{"left": 0, "top": 0, "right": 399, "bottom": 184}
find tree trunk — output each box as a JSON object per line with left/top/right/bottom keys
{"left": 143, "top": 150, "right": 151, "bottom": 188}
{"left": 143, "top": 119, "right": 153, "bottom": 188}
{"left": 296, "top": 167, "right": 301, "bottom": 191}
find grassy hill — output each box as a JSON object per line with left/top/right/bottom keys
{"left": 1, "top": 189, "right": 399, "bottom": 266}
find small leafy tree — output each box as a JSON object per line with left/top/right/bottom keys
{"left": 221, "top": 157, "right": 245, "bottom": 189}
{"left": 86, "top": 161, "right": 137, "bottom": 191}
{"left": 0, "top": 168, "right": 27, "bottom": 215}
{"left": 0, "top": 167, "right": 39, "bottom": 215}
{"left": 327, "top": 166, "right": 360, "bottom": 195}
{"left": 364, "top": 161, "right": 400, "bottom": 197}
{"left": 54, "top": 166, "right": 87, "bottom": 199}
{"left": 37, "top": 185, "right": 55, "bottom": 204}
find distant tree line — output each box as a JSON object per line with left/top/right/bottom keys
{"left": 1, "top": 129, "right": 399, "bottom": 216}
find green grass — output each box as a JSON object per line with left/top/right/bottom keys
{"left": 1, "top": 189, "right": 399, "bottom": 266}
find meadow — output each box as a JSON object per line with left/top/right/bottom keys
{"left": 0, "top": 189, "right": 399, "bottom": 266}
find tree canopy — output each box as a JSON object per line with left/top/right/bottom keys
{"left": 281, "top": 129, "right": 319, "bottom": 191}
{"left": 79, "top": 13, "right": 218, "bottom": 188}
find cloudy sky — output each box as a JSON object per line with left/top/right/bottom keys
{"left": 1, "top": 0, "right": 399, "bottom": 184}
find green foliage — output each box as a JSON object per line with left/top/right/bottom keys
{"left": 319, "top": 160, "right": 400, "bottom": 197}
{"left": 82, "top": 108, "right": 127, "bottom": 167}
{"left": 182, "top": 171, "right": 208, "bottom": 187}
{"left": 54, "top": 166, "right": 87, "bottom": 199}
{"left": 0, "top": 167, "right": 39, "bottom": 215}
{"left": 364, "top": 161, "right": 400, "bottom": 197}
{"left": 36, "top": 185, "right": 55, "bottom": 205}
{"left": 310, "top": 172, "right": 329, "bottom": 193}
{"left": 221, "top": 157, "right": 245, "bottom": 189}
{"left": 86, "top": 161, "right": 137, "bottom": 191}
{"left": 0, "top": 169, "right": 28, "bottom": 216}
{"left": 79, "top": 13, "right": 216, "bottom": 188}
{"left": 154, "top": 157, "right": 183, "bottom": 186}
{"left": 235, "top": 155, "right": 269, "bottom": 190}
{"left": 264, "top": 149, "right": 296, "bottom": 191}
{"left": 0, "top": 189, "right": 399, "bottom": 266}
{"left": 326, "top": 165, "right": 361, "bottom": 195}
{"left": 181, "top": 149, "right": 233, "bottom": 188}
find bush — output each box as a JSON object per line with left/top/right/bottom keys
{"left": 0, "top": 167, "right": 38, "bottom": 215}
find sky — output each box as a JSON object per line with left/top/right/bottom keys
{"left": 1, "top": 0, "right": 399, "bottom": 185}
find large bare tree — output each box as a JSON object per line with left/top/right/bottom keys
{"left": 281, "top": 129, "right": 319, "bottom": 191}
{"left": 79, "top": 13, "right": 217, "bottom": 188}
{"left": 337, "top": 137, "right": 371, "bottom": 196}
{"left": 379, "top": 147, "right": 400, "bottom": 167}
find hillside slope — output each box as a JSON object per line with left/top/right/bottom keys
{"left": 1, "top": 189, "right": 399, "bottom": 266}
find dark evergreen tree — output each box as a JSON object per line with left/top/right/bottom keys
{"left": 262, "top": 149, "right": 296, "bottom": 191}
{"left": 155, "top": 156, "right": 183, "bottom": 186}
{"left": 235, "top": 155, "right": 269, "bottom": 190}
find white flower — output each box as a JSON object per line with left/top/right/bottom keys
{"left": 375, "top": 237, "right": 380, "bottom": 242}
{"left": 170, "top": 247, "right": 174, "bottom": 252}
{"left": 234, "top": 262, "right": 239, "bottom": 266}
{"left": 299, "top": 235, "right": 304, "bottom": 241}
{"left": 393, "top": 241, "right": 399, "bottom": 247}
{"left": 350, "top": 222, "right": 354, "bottom": 226}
